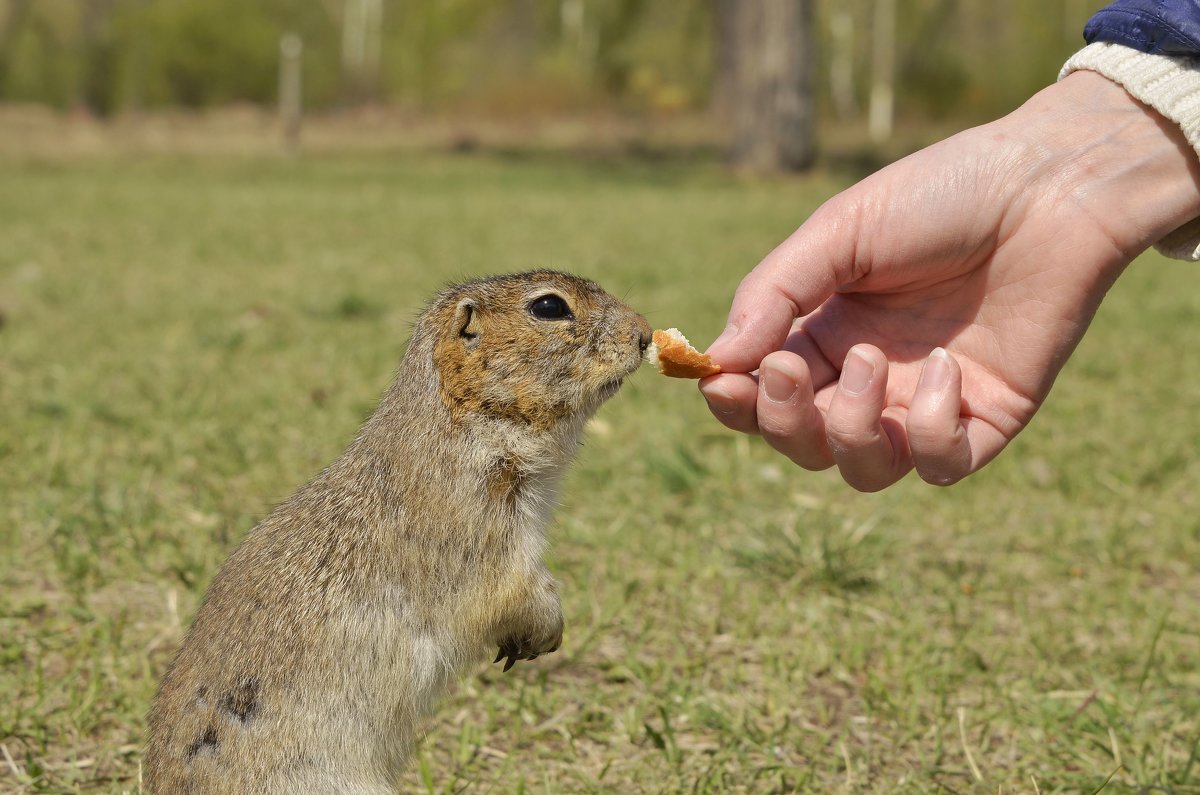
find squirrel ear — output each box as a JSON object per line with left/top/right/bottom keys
{"left": 454, "top": 299, "right": 481, "bottom": 348}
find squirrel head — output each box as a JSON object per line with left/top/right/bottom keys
{"left": 420, "top": 270, "right": 651, "bottom": 431}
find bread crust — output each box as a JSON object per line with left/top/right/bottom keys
{"left": 649, "top": 328, "right": 721, "bottom": 379}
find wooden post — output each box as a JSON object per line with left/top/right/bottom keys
{"left": 341, "top": 0, "right": 383, "bottom": 104}
{"left": 279, "top": 32, "right": 303, "bottom": 152}
{"left": 829, "top": 4, "right": 857, "bottom": 120}
{"left": 868, "top": 0, "right": 895, "bottom": 144}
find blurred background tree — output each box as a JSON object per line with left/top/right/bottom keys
{"left": 0, "top": 0, "right": 1093, "bottom": 166}
{"left": 716, "top": 0, "right": 817, "bottom": 171}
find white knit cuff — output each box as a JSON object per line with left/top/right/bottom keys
{"left": 1060, "top": 41, "right": 1200, "bottom": 260}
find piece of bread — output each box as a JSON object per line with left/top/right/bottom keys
{"left": 646, "top": 328, "right": 721, "bottom": 379}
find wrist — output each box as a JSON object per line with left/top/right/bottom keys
{"left": 1003, "top": 70, "right": 1200, "bottom": 265}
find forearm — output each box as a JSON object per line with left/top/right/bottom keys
{"left": 1059, "top": 43, "right": 1200, "bottom": 260}
{"left": 997, "top": 68, "right": 1200, "bottom": 272}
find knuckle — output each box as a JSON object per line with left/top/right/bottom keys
{"left": 825, "top": 401, "right": 883, "bottom": 444}
{"left": 825, "top": 420, "right": 873, "bottom": 450}
{"left": 763, "top": 433, "right": 831, "bottom": 471}
{"left": 831, "top": 439, "right": 910, "bottom": 492}
{"left": 756, "top": 406, "right": 798, "bottom": 438}
{"left": 709, "top": 405, "right": 754, "bottom": 434}
{"left": 722, "top": 413, "right": 761, "bottom": 436}
{"left": 904, "top": 412, "right": 940, "bottom": 440}
{"left": 908, "top": 433, "right": 956, "bottom": 462}
{"left": 908, "top": 425, "right": 971, "bottom": 486}
{"left": 906, "top": 418, "right": 960, "bottom": 459}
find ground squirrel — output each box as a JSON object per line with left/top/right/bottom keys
{"left": 144, "top": 271, "right": 651, "bottom": 794}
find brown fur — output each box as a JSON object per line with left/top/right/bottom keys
{"left": 143, "top": 271, "right": 651, "bottom": 794}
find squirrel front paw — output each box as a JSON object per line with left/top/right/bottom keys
{"left": 494, "top": 589, "right": 563, "bottom": 672}
{"left": 493, "top": 629, "right": 561, "bottom": 672}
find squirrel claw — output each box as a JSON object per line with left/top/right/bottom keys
{"left": 495, "top": 627, "right": 558, "bottom": 671}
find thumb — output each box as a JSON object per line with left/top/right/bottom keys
{"left": 705, "top": 200, "right": 860, "bottom": 373}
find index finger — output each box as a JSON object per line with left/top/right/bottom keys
{"left": 705, "top": 199, "right": 862, "bottom": 373}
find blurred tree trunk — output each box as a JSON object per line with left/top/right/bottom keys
{"left": 710, "top": 0, "right": 737, "bottom": 122}
{"left": 78, "top": 0, "right": 117, "bottom": 117}
{"left": 0, "top": 0, "right": 34, "bottom": 96}
{"left": 492, "top": 0, "right": 540, "bottom": 80}
{"left": 340, "top": 0, "right": 383, "bottom": 105}
{"left": 1064, "top": 0, "right": 1087, "bottom": 42}
{"left": 716, "top": 0, "right": 816, "bottom": 172}
{"left": 593, "top": 0, "right": 647, "bottom": 94}
{"left": 560, "top": 0, "right": 596, "bottom": 81}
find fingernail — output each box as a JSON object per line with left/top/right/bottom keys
{"left": 840, "top": 349, "right": 875, "bottom": 395}
{"left": 762, "top": 364, "right": 797, "bottom": 404}
{"left": 707, "top": 323, "right": 739, "bottom": 352}
{"left": 919, "top": 348, "right": 951, "bottom": 391}
{"left": 703, "top": 385, "right": 739, "bottom": 416}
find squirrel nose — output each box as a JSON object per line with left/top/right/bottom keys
{"left": 638, "top": 330, "right": 653, "bottom": 353}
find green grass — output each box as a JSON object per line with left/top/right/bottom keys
{"left": 1, "top": 150, "right": 1198, "bottom": 794}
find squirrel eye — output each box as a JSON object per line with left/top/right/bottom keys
{"left": 529, "top": 294, "right": 572, "bottom": 320}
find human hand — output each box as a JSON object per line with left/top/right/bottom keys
{"left": 700, "top": 71, "right": 1200, "bottom": 491}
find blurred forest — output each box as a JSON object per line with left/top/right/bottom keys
{"left": 0, "top": 0, "right": 1095, "bottom": 125}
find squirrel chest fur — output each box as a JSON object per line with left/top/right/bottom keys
{"left": 144, "top": 271, "right": 651, "bottom": 794}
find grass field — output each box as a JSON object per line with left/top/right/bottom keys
{"left": 1, "top": 148, "right": 1198, "bottom": 794}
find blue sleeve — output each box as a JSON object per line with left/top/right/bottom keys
{"left": 1084, "top": 1, "right": 1200, "bottom": 56}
